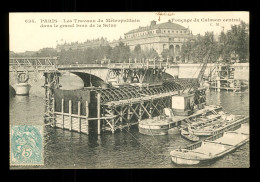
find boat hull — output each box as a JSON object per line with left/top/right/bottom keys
{"left": 168, "top": 127, "right": 180, "bottom": 135}
{"left": 138, "top": 127, "right": 168, "bottom": 135}
{"left": 190, "top": 131, "right": 213, "bottom": 136}
{"left": 180, "top": 129, "right": 199, "bottom": 142}
{"left": 188, "top": 116, "right": 249, "bottom": 136}
{"left": 180, "top": 134, "right": 199, "bottom": 142}
{"left": 171, "top": 156, "right": 200, "bottom": 165}
{"left": 170, "top": 134, "right": 249, "bottom": 165}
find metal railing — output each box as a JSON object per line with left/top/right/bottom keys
{"left": 57, "top": 62, "right": 171, "bottom": 69}
{"left": 9, "top": 57, "right": 58, "bottom": 72}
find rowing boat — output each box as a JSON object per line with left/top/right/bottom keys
{"left": 180, "top": 128, "right": 199, "bottom": 142}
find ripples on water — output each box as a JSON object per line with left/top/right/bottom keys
{"left": 10, "top": 89, "right": 249, "bottom": 168}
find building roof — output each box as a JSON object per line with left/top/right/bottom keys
{"left": 154, "top": 22, "right": 187, "bottom": 30}
{"left": 125, "top": 21, "right": 187, "bottom": 34}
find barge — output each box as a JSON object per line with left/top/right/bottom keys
{"left": 188, "top": 115, "right": 248, "bottom": 136}
{"left": 170, "top": 123, "right": 249, "bottom": 165}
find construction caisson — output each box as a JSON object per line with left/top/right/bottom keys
{"left": 43, "top": 62, "right": 206, "bottom": 135}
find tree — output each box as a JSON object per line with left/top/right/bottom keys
{"left": 146, "top": 48, "right": 159, "bottom": 59}
{"left": 217, "top": 21, "right": 249, "bottom": 63}
{"left": 183, "top": 32, "right": 219, "bottom": 63}
{"left": 161, "top": 49, "right": 170, "bottom": 60}
{"left": 132, "top": 44, "right": 142, "bottom": 59}
{"left": 228, "top": 21, "right": 249, "bottom": 62}
{"left": 202, "top": 32, "right": 219, "bottom": 62}
{"left": 111, "top": 42, "right": 131, "bottom": 63}
{"left": 181, "top": 42, "right": 193, "bottom": 62}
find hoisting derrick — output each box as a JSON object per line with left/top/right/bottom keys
{"left": 188, "top": 50, "right": 210, "bottom": 107}
{"left": 171, "top": 50, "right": 210, "bottom": 116}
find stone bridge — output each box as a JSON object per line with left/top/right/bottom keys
{"left": 56, "top": 63, "right": 222, "bottom": 87}
{"left": 9, "top": 57, "right": 58, "bottom": 97}
{"left": 9, "top": 57, "right": 249, "bottom": 97}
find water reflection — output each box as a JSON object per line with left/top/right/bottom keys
{"left": 14, "top": 95, "right": 31, "bottom": 102}
{"left": 10, "top": 90, "right": 249, "bottom": 168}
{"left": 88, "top": 133, "right": 100, "bottom": 148}
{"left": 59, "top": 73, "right": 84, "bottom": 90}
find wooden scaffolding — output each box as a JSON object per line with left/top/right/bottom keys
{"left": 44, "top": 70, "right": 204, "bottom": 135}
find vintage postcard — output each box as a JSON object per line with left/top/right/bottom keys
{"left": 9, "top": 12, "right": 249, "bottom": 169}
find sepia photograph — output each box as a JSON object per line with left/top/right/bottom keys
{"left": 9, "top": 12, "right": 249, "bottom": 169}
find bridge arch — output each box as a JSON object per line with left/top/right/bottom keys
{"left": 163, "top": 72, "right": 176, "bottom": 80}
{"left": 70, "top": 72, "right": 109, "bottom": 88}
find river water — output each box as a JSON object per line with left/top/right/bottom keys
{"left": 9, "top": 78, "right": 249, "bottom": 168}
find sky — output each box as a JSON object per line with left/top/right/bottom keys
{"left": 9, "top": 12, "right": 249, "bottom": 53}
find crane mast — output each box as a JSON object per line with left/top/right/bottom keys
{"left": 171, "top": 49, "right": 211, "bottom": 116}
{"left": 187, "top": 49, "right": 211, "bottom": 94}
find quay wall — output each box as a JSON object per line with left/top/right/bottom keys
{"left": 176, "top": 63, "right": 249, "bottom": 80}
{"left": 232, "top": 63, "right": 249, "bottom": 80}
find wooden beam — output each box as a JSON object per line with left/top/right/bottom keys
{"left": 85, "top": 101, "right": 89, "bottom": 134}
{"left": 52, "top": 98, "right": 56, "bottom": 127}
{"left": 78, "top": 101, "right": 81, "bottom": 133}
{"left": 61, "top": 99, "right": 64, "bottom": 129}
{"left": 97, "top": 93, "right": 101, "bottom": 135}
{"left": 69, "top": 100, "right": 72, "bottom": 131}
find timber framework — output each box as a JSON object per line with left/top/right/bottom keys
{"left": 43, "top": 65, "right": 205, "bottom": 135}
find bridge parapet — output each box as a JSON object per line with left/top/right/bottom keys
{"left": 57, "top": 62, "right": 170, "bottom": 70}
{"left": 58, "top": 64, "right": 108, "bottom": 70}
{"left": 9, "top": 57, "right": 58, "bottom": 72}
{"left": 108, "top": 62, "right": 169, "bottom": 69}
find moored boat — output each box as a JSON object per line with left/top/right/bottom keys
{"left": 138, "top": 115, "right": 170, "bottom": 135}
{"left": 180, "top": 128, "right": 199, "bottom": 142}
{"left": 187, "top": 115, "right": 249, "bottom": 136}
{"left": 170, "top": 123, "right": 249, "bottom": 165}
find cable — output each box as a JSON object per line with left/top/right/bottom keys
{"left": 122, "top": 127, "right": 170, "bottom": 157}
{"left": 122, "top": 127, "right": 156, "bottom": 155}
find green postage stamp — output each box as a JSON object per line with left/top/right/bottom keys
{"left": 10, "top": 125, "right": 43, "bottom": 166}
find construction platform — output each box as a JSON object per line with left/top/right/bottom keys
{"left": 43, "top": 70, "right": 205, "bottom": 135}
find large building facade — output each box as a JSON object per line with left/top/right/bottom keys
{"left": 123, "top": 20, "right": 193, "bottom": 60}
{"left": 56, "top": 20, "right": 194, "bottom": 61}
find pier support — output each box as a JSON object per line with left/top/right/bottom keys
{"left": 111, "top": 109, "right": 115, "bottom": 134}
{"left": 43, "top": 71, "right": 61, "bottom": 124}
{"left": 69, "top": 100, "right": 72, "bottom": 131}
{"left": 78, "top": 101, "right": 81, "bottom": 133}
{"left": 216, "top": 77, "right": 221, "bottom": 92}
{"left": 86, "top": 101, "right": 89, "bottom": 134}
{"left": 97, "top": 93, "right": 101, "bottom": 135}
{"left": 61, "top": 99, "right": 64, "bottom": 129}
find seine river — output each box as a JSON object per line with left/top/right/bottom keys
{"left": 9, "top": 77, "right": 249, "bottom": 168}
